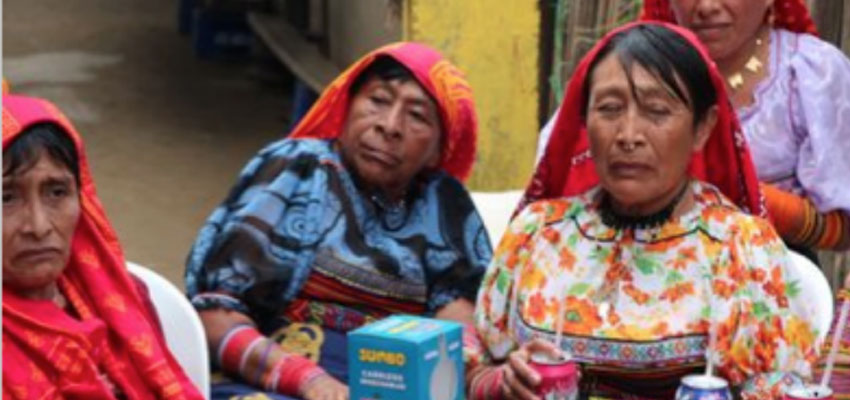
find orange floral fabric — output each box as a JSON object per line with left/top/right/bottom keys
{"left": 2, "top": 94, "right": 202, "bottom": 400}
{"left": 471, "top": 182, "right": 819, "bottom": 398}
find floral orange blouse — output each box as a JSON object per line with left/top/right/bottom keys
{"left": 469, "top": 182, "right": 820, "bottom": 399}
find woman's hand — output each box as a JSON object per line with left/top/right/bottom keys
{"left": 300, "top": 374, "right": 349, "bottom": 400}
{"left": 435, "top": 298, "right": 475, "bottom": 324}
{"left": 500, "top": 339, "right": 562, "bottom": 400}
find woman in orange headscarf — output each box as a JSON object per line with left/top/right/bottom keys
{"left": 184, "top": 42, "right": 490, "bottom": 400}
{"left": 469, "top": 21, "right": 817, "bottom": 399}
{"left": 2, "top": 94, "right": 204, "bottom": 400}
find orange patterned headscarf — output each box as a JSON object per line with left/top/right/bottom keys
{"left": 2, "top": 95, "right": 203, "bottom": 400}
{"left": 289, "top": 42, "right": 478, "bottom": 182}
{"left": 640, "top": 0, "right": 818, "bottom": 36}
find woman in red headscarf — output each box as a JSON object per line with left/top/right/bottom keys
{"left": 541, "top": 1, "right": 850, "bottom": 253}
{"left": 467, "top": 22, "right": 817, "bottom": 399}
{"left": 2, "top": 94, "right": 204, "bottom": 400}
{"left": 184, "top": 42, "right": 490, "bottom": 399}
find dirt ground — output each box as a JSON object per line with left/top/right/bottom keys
{"left": 4, "top": 0, "right": 292, "bottom": 285}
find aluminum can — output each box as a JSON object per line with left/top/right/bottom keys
{"left": 784, "top": 385, "right": 834, "bottom": 400}
{"left": 674, "top": 374, "right": 733, "bottom": 400}
{"left": 528, "top": 352, "right": 579, "bottom": 400}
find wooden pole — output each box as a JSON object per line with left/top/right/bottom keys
{"left": 842, "top": 0, "right": 850, "bottom": 54}
{"left": 810, "top": 0, "right": 843, "bottom": 46}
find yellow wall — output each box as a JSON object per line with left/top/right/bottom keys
{"left": 404, "top": 1, "right": 540, "bottom": 190}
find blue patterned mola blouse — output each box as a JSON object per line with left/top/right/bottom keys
{"left": 185, "top": 139, "right": 492, "bottom": 325}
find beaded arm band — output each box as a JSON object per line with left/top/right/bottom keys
{"left": 468, "top": 366, "right": 505, "bottom": 400}
{"left": 463, "top": 322, "right": 505, "bottom": 400}
{"left": 217, "top": 323, "right": 327, "bottom": 396}
{"left": 263, "top": 352, "right": 326, "bottom": 396}
{"left": 761, "top": 183, "right": 849, "bottom": 250}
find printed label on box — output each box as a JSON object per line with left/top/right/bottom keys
{"left": 348, "top": 315, "right": 464, "bottom": 400}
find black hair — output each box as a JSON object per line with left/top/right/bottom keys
{"left": 349, "top": 56, "right": 416, "bottom": 96}
{"left": 582, "top": 24, "right": 717, "bottom": 126}
{"left": 3, "top": 123, "right": 80, "bottom": 186}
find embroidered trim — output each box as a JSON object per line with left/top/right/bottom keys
{"left": 516, "top": 320, "right": 708, "bottom": 368}
{"left": 312, "top": 251, "right": 428, "bottom": 302}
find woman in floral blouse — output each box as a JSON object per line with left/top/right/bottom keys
{"left": 466, "top": 22, "right": 819, "bottom": 399}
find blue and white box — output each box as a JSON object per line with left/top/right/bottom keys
{"left": 348, "top": 315, "right": 464, "bottom": 400}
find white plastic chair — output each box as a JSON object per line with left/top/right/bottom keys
{"left": 127, "top": 262, "right": 211, "bottom": 399}
{"left": 470, "top": 190, "right": 524, "bottom": 247}
{"left": 787, "top": 251, "right": 834, "bottom": 344}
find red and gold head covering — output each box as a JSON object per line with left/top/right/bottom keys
{"left": 520, "top": 21, "right": 764, "bottom": 216}
{"left": 2, "top": 94, "right": 203, "bottom": 400}
{"left": 640, "top": 0, "right": 818, "bottom": 36}
{"left": 289, "top": 42, "right": 479, "bottom": 182}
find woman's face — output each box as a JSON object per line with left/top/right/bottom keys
{"left": 3, "top": 151, "right": 80, "bottom": 294}
{"left": 586, "top": 54, "right": 715, "bottom": 212}
{"left": 338, "top": 74, "right": 442, "bottom": 200}
{"left": 669, "top": 0, "right": 772, "bottom": 61}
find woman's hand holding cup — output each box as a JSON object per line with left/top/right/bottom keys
{"left": 500, "top": 339, "right": 563, "bottom": 400}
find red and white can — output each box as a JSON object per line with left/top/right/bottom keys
{"left": 784, "top": 385, "right": 834, "bottom": 400}
{"left": 528, "top": 352, "right": 579, "bottom": 400}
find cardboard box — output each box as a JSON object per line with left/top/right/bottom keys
{"left": 348, "top": 315, "right": 464, "bottom": 400}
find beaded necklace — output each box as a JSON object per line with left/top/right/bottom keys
{"left": 599, "top": 182, "right": 690, "bottom": 230}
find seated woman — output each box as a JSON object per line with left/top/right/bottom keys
{"left": 2, "top": 93, "right": 203, "bottom": 399}
{"left": 540, "top": 1, "right": 850, "bottom": 253}
{"left": 467, "top": 22, "right": 818, "bottom": 399}
{"left": 184, "top": 42, "right": 491, "bottom": 400}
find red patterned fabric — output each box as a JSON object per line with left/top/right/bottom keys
{"left": 290, "top": 42, "right": 479, "bottom": 182}
{"left": 519, "top": 21, "right": 764, "bottom": 216}
{"left": 640, "top": 0, "right": 819, "bottom": 36}
{"left": 2, "top": 94, "right": 203, "bottom": 400}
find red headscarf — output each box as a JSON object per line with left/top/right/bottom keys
{"left": 521, "top": 21, "right": 764, "bottom": 216}
{"left": 2, "top": 95, "right": 203, "bottom": 400}
{"left": 289, "top": 42, "right": 478, "bottom": 182}
{"left": 640, "top": 0, "right": 818, "bottom": 36}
